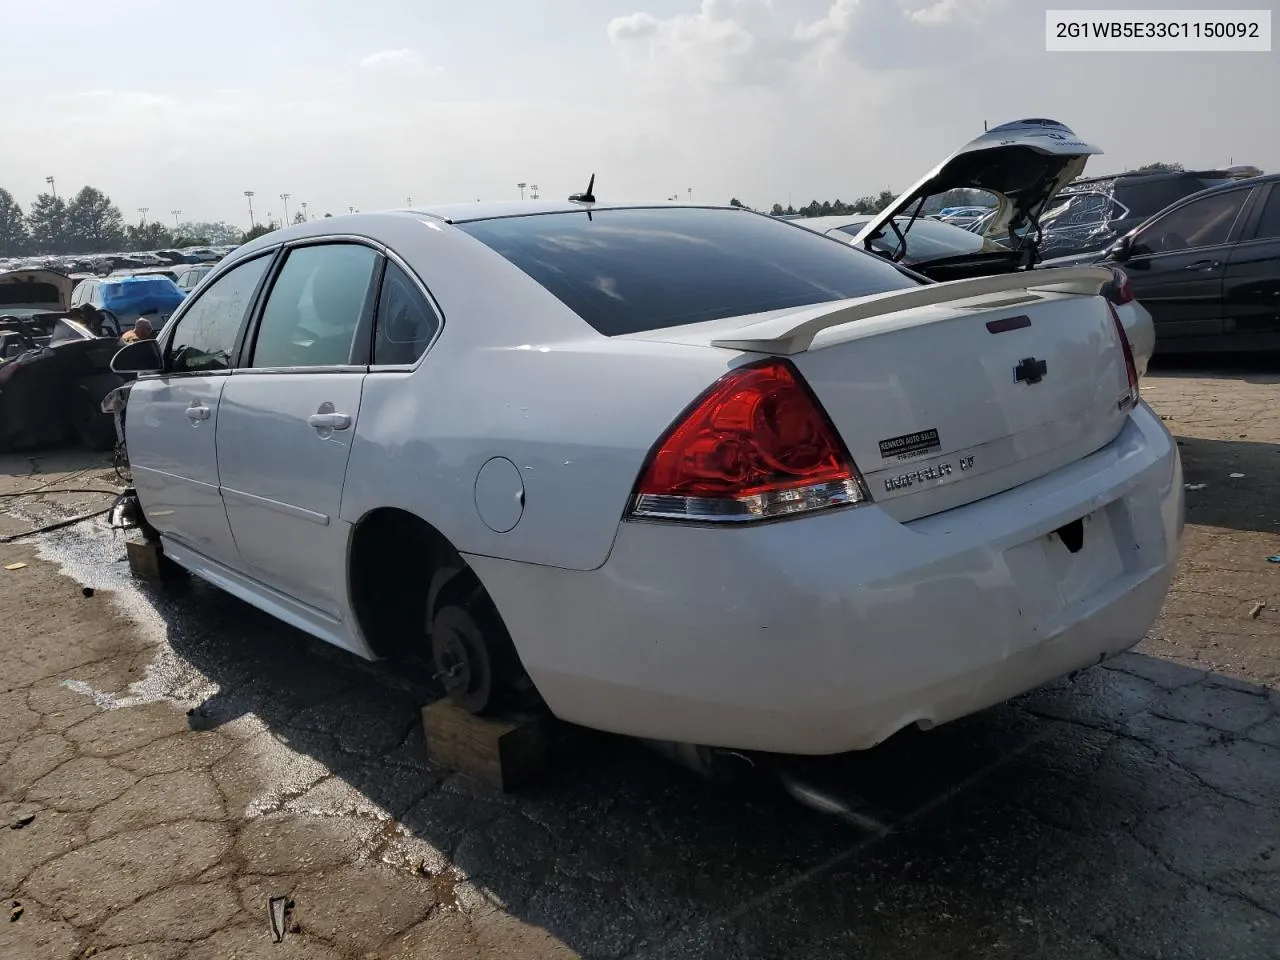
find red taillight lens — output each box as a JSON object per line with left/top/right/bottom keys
{"left": 1105, "top": 267, "right": 1134, "bottom": 305}
{"left": 629, "top": 359, "right": 869, "bottom": 522}
{"left": 1108, "top": 302, "right": 1140, "bottom": 408}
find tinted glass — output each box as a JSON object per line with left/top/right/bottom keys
{"left": 457, "top": 208, "right": 920, "bottom": 336}
{"left": 252, "top": 243, "right": 378, "bottom": 368}
{"left": 168, "top": 255, "right": 270, "bottom": 373}
{"left": 1132, "top": 190, "right": 1249, "bottom": 256}
{"left": 373, "top": 262, "right": 439, "bottom": 365}
{"left": 1251, "top": 187, "right": 1280, "bottom": 241}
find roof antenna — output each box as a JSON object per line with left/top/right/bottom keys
{"left": 569, "top": 174, "right": 596, "bottom": 204}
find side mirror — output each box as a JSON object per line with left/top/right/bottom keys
{"left": 1108, "top": 235, "right": 1133, "bottom": 262}
{"left": 111, "top": 338, "right": 163, "bottom": 374}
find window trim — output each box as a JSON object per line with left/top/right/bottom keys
{"left": 365, "top": 248, "right": 446, "bottom": 373}
{"left": 234, "top": 235, "right": 384, "bottom": 377}
{"left": 152, "top": 248, "right": 281, "bottom": 380}
{"left": 1129, "top": 185, "right": 1255, "bottom": 260}
{"left": 1238, "top": 182, "right": 1280, "bottom": 245}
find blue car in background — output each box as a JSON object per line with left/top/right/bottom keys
{"left": 69, "top": 275, "right": 186, "bottom": 336}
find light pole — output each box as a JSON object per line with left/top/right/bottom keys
{"left": 45, "top": 176, "right": 57, "bottom": 200}
{"left": 171, "top": 209, "right": 182, "bottom": 229}
{"left": 517, "top": 182, "right": 527, "bottom": 200}
{"left": 348, "top": 206, "right": 354, "bottom": 215}
{"left": 279, "top": 193, "right": 291, "bottom": 224}
{"left": 138, "top": 207, "right": 149, "bottom": 227}
{"left": 688, "top": 187, "right": 692, "bottom": 201}
{"left": 301, "top": 201, "right": 308, "bottom": 220}
{"left": 244, "top": 191, "right": 256, "bottom": 228}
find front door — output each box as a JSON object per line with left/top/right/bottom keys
{"left": 127, "top": 253, "right": 274, "bottom": 568}
{"left": 1122, "top": 186, "right": 1253, "bottom": 343}
{"left": 215, "top": 241, "right": 381, "bottom": 620}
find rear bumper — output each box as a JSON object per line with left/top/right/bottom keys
{"left": 468, "top": 403, "right": 1183, "bottom": 755}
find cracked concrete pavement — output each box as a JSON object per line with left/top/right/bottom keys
{"left": 1, "top": 363, "right": 1278, "bottom": 959}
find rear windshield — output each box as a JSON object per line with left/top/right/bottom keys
{"left": 456, "top": 207, "right": 921, "bottom": 336}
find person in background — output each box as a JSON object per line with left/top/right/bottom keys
{"left": 120, "top": 317, "right": 155, "bottom": 344}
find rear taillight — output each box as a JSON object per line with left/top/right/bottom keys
{"left": 629, "top": 359, "right": 869, "bottom": 522}
{"left": 1104, "top": 267, "right": 1134, "bottom": 305}
{"left": 1108, "top": 302, "right": 1140, "bottom": 409}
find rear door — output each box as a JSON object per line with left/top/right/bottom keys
{"left": 1222, "top": 182, "right": 1280, "bottom": 343}
{"left": 127, "top": 252, "right": 274, "bottom": 568}
{"left": 1122, "top": 186, "right": 1253, "bottom": 341}
{"left": 215, "top": 240, "right": 381, "bottom": 619}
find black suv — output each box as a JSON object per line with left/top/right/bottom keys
{"left": 1037, "top": 167, "right": 1260, "bottom": 260}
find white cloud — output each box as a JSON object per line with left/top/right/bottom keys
{"left": 359, "top": 49, "right": 442, "bottom": 74}
{"left": 902, "top": 0, "right": 1006, "bottom": 25}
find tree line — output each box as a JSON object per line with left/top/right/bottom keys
{"left": 728, "top": 187, "right": 995, "bottom": 219}
{"left": 0, "top": 184, "right": 314, "bottom": 258}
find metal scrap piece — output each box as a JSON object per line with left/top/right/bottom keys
{"left": 268, "top": 896, "right": 288, "bottom": 943}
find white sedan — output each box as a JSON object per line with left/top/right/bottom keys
{"left": 112, "top": 200, "right": 1183, "bottom": 756}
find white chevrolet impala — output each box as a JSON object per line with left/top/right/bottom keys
{"left": 112, "top": 196, "right": 1183, "bottom": 756}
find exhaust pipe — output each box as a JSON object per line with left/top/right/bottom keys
{"left": 640, "top": 740, "right": 758, "bottom": 782}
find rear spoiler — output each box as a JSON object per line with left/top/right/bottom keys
{"left": 709, "top": 265, "right": 1117, "bottom": 355}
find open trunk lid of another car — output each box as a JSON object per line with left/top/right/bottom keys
{"left": 0, "top": 268, "right": 74, "bottom": 313}
{"left": 852, "top": 118, "right": 1103, "bottom": 265}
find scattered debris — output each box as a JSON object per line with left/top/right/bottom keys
{"left": 10, "top": 813, "right": 35, "bottom": 830}
{"left": 1229, "top": 472, "right": 1246, "bottom": 479}
{"left": 1249, "top": 603, "right": 1266, "bottom": 620}
{"left": 81, "top": 586, "right": 94, "bottom": 598}
{"left": 268, "top": 896, "right": 288, "bottom": 943}
{"left": 9, "top": 902, "right": 22, "bottom": 923}
{"left": 267, "top": 897, "right": 298, "bottom": 942}
{"left": 1185, "top": 484, "right": 1207, "bottom": 491}
{"left": 4, "top": 562, "right": 26, "bottom": 571}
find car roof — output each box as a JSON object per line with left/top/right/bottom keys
{"left": 408, "top": 199, "right": 737, "bottom": 224}
{"left": 228, "top": 201, "right": 755, "bottom": 260}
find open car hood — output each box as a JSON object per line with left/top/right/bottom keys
{"left": 0, "top": 268, "right": 74, "bottom": 312}
{"left": 852, "top": 118, "right": 1102, "bottom": 260}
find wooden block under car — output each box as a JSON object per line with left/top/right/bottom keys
{"left": 420, "top": 699, "right": 548, "bottom": 792}
{"left": 125, "top": 539, "right": 163, "bottom": 580}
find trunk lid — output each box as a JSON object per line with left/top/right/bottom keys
{"left": 852, "top": 118, "right": 1103, "bottom": 263}
{"left": 626, "top": 267, "right": 1134, "bottom": 522}
{"left": 0, "top": 268, "right": 74, "bottom": 312}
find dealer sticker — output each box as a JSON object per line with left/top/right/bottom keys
{"left": 878, "top": 428, "right": 941, "bottom": 462}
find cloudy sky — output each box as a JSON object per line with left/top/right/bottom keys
{"left": 4, "top": 0, "right": 1275, "bottom": 227}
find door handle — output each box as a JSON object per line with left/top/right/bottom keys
{"left": 308, "top": 412, "right": 352, "bottom": 431}
{"left": 1183, "top": 260, "right": 1220, "bottom": 271}
{"left": 185, "top": 404, "right": 210, "bottom": 421}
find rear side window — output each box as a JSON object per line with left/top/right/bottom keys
{"left": 1251, "top": 187, "right": 1280, "bottom": 241}
{"left": 373, "top": 262, "right": 439, "bottom": 365}
{"left": 457, "top": 207, "right": 920, "bottom": 336}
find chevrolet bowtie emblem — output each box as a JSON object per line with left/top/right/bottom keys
{"left": 1014, "top": 357, "right": 1048, "bottom": 385}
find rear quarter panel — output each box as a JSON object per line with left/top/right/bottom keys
{"left": 336, "top": 216, "right": 734, "bottom": 572}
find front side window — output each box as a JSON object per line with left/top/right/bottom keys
{"left": 373, "top": 262, "right": 440, "bottom": 365}
{"left": 1131, "top": 190, "right": 1250, "bottom": 256}
{"left": 167, "top": 255, "right": 271, "bottom": 374}
{"left": 251, "top": 243, "right": 379, "bottom": 368}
